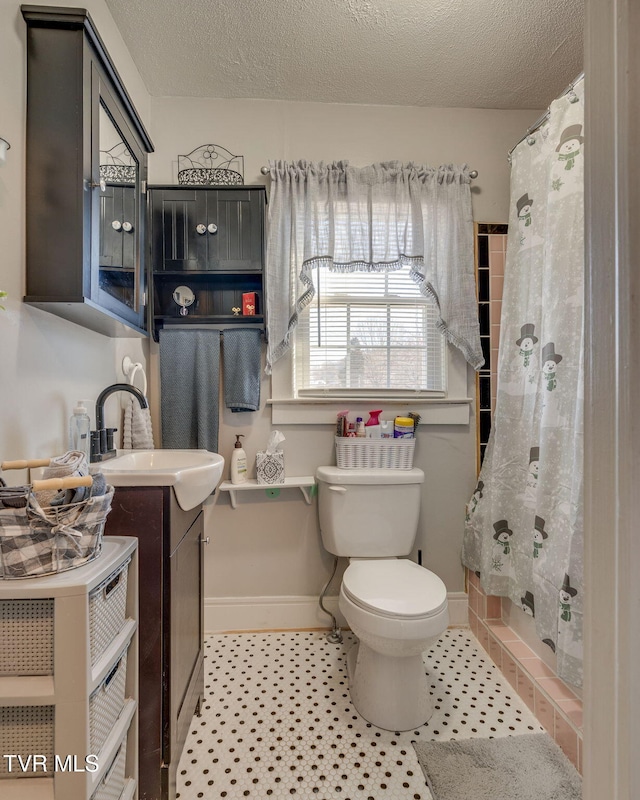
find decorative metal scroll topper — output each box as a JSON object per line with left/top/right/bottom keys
{"left": 177, "top": 144, "right": 244, "bottom": 186}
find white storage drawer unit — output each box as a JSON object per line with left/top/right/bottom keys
{"left": 0, "top": 537, "right": 138, "bottom": 800}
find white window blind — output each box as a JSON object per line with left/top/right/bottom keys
{"left": 294, "top": 265, "right": 446, "bottom": 395}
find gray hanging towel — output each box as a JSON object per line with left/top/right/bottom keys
{"left": 159, "top": 329, "right": 220, "bottom": 452}
{"left": 223, "top": 328, "right": 262, "bottom": 412}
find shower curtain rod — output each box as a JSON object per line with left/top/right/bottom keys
{"left": 508, "top": 71, "right": 585, "bottom": 159}
{"left": 259, "top": 165, "right": 479, "bottom": 179}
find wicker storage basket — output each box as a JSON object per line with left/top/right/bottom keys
{"left": 91, "top": 739, "right": 127, "bottom": 800}
{"left": 0, "top": 486, "right": 114, "bottom": 580}
{"left": 89, "top": 558, "right": 130, "bottom": 665}
{"left": 89, "top": 647, "right": 128, "bottom": 755}
{"left": 334, "top": 436, "right": 416, "bottom": 469}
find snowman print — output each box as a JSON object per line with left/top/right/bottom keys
{"left": 559, "top": 573, "right": 578, "bottom": 622}
{"left": 466, "top": 480, "right": 484, "bottom": 522}
{"left": 533, "top": 515, "right": 548, "bottom": 558}
{"left": 541, "top": 342, "right": 563, "bottom": 392}
{"left": 556, "top": 124, "right": 584, "bottom": 171}
{"left": 516, "top": 323, "right": 538, "bottom": 368}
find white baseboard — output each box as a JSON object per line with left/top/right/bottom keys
{"left": 446, "top": 592, "right": 469, "bottom": 626}
{"left": 205, "top": 591, "right": 469, "bottom": 633}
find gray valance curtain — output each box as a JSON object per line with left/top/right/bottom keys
{"left": 264, "top": 160, "right": 483, "bottom": 374}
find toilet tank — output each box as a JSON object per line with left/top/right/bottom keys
{"left": 316, "top": 466, "right": 425, "bottom": 557}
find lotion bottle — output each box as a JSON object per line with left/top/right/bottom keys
{"left": 230, "top": 434, "right": 248, "bottom": 485}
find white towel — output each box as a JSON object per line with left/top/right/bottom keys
{"left": 123, "top": 398, "right": 155, "bottom": 449}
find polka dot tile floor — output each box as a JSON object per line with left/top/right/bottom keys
{"left": 177, "top": 628, "right": 542, "bottom": 799}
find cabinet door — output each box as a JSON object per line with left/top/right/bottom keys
{"left": 91, "top": 74, "right": 147, "bottom": 331}
{"left": 99, "top": 185, "right": 136, "bottom": 269}
{"left": 167, "top": 512, "right": 204, "bottom": 772}
{"left": 213, "top": 189, "right": 264, "bottom": 271}
{"left": 151, "top": 189, "right": 208, "bottom": 271}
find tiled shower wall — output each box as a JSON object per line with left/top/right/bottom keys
{"left": 468, "top": 573, "right": 583, "bottom": 771}
{"left": 470, "top": 224, "right": 583, "bottom": 771}
{"left": 476, "top": 224, "right": 507, "bottom": 464}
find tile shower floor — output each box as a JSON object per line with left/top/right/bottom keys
{"left": 176, "top": 628, "right": 542, "bottom": 799}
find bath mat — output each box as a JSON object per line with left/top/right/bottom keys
{"left": 413, "top": 733, "right": 581, "bottom": 800}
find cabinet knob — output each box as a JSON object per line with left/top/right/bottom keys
{"left": 201, "top": 536, "right": 210, "bottom": 545}
{"left": 111, "top": 220, "right": 122, "bottom": 231}
{"left": 207, "top": 223, "right": 218, "bottom": 234}
{"left": 196, "top": 224, "right": 207, "bottom": 235}
{"left": 122, "top": 221, "right": 133, "bottom": 232}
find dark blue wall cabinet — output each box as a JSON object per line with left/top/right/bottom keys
{"left": 149, "top": 186, "right": 266, "bottom": 341}
{"left": 22, "top": 5, "right": 154, "bottom": 337}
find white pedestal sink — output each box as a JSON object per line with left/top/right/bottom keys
{"left": 99, "top": 449, "right": 224, "bottom": 510}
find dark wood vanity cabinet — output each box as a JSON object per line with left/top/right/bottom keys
{"left": 149, "top": 185, "right": 266, "bottom": 340}
{"left": 104, "top": 486, "right": 205, "bottom": 800}
{"left": 22, "top": 6, "right": 154, "bottom": 337}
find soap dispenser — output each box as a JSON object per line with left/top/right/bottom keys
{"left": 69, "top": 400, "right": 91, "bottom": 462}
{"left": 230, "top": 434, "right": 248, "bottom": 485}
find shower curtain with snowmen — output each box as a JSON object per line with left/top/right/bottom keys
{"left": 463, "top": 77, "right": 584, "bottom": 687}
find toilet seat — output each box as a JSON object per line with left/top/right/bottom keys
{"left": 342, "top": 559, "right": 447, "bottom": 620}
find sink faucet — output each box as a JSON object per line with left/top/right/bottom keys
{"left": 90, "top": 383, "right": 149, "bottom": 463}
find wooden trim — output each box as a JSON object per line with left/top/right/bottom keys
{"left": 584, "top": 0, "right": 640, "bottom": 797}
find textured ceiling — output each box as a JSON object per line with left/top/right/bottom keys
{"left": 105, "top": 0, "right": 583, "bottom": 109}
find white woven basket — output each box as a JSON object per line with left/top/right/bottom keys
{"left": 89, "top": 558, "right": 130, "bottom": 665}
{"left": 91, "top": 740, "right": 126, "bottom": 800}
{"left": 90, "top": 648, "right": 128, "bottom": 755}
{"left": 334, "top": 436, "right": 416, "bottom": 469}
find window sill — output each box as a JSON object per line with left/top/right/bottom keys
{"left": 268, "top": 397, "right": 473, "bottom": 425}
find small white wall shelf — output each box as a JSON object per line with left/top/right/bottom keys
{"left": 217, "top": 477, "right": 316, "bottom": 509}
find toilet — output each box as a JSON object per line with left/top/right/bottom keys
{"left": 316, "top": 466, "right": 449, "bottom": 731}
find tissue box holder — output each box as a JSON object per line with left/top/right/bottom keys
{"left": 256, "top": 451, "right": 285, "bottom": 484}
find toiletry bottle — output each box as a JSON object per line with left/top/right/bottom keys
{"left": 355, "top": 417, "right": 366, "bottom": 437}
{"left": 230, "top": 434, "right": 248, "bottom": 485}
{"left": 69, "top": 400, "right": 91, "bottom": 462}
{"left": 379, "top": 420, "right": 393, "bottom": 438}
{"left": 365, "top": 410, "right": 382, "bottom": 438}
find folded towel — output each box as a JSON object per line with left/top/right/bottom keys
{"left": 123, "top": 398, "right": 155, "bottom": 449}
{"left": 223, "top": 328, "right": 262, "bottom": 412}
{"left": 37, "top": 450, "right": 89, "bottom": 506}
{"left": 0, "top": 485, "right": 29, "bottom": 508}
{"left": 159, "top": 329, "right": 221, "bottom": 452}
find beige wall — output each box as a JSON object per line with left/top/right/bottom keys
{"left": 147, "top": 96, "right": 541, "bottom": 613}
{"left": 0, "top": 0, "right": 151, "bottom": 465}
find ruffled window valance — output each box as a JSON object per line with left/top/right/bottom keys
{"left": 264, "top": 160, "right": 483, "bottom": 373}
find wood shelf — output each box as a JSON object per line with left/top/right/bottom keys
{"left": 217, "top": 477, "right": 316, "bottom": 509}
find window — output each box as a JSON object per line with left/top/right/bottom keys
{"left": 294, "top": 265, "right": 445, "bottom": 396}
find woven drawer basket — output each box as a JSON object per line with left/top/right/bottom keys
{"left": 90, "top": 648, "right": 128, "bottom": 755}
{"left": 334, "top": 436, "right": 416, "bottom": 469}
{"left": 91, "top": 740, "right": 126, "bottom": 800}
{"left": 89, "top": 558, "right": 130, "bottom": 665}
{"left": 0, "top": 705, "right": 54, "bottom": 778}
{"left": 0, "top": 598, "right": 54, "bottom": 676}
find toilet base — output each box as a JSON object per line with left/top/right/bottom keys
{"left": 345, "top": 640, "right": 434, "bottom": 731}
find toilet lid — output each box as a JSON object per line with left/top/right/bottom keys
{"left": 342, "top": 560, "right": 447, "bottom": 619}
